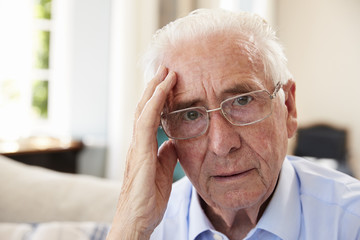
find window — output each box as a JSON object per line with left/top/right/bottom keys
{"left": 0, "top": 0, "right": 53, "bottom": 139}
{"left": 33, "top": 0, "right": 52, "bottom": 118}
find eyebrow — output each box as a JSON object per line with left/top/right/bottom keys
{"left": 171, "top": 99, "right": 203, "bottom": 111}
{"left": 222, "top": 82, "right": 261, "bottom": 95}
{"left": 170, "top": 82, "right": 263, "bottom": 111}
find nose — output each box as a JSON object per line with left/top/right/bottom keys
{"left": 207, "top": 111, "right": 241, "bottom": 157}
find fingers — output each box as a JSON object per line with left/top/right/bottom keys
{"left": 134, "top": 68, "right": 177, "bottom": 147}
{"left": 156, "top": 140, "right": 179, "bottom": 198}
{"left": 109, "top": 67, "right": 178, "bottom": 239}
{"left": 135, "top": 65, "right": 168, "bottom": 121}
{"left": 141, "top": 71, "right": 176, "bottom": 125}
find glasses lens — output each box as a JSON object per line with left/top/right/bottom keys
{"left": 161, "top": 90, "right": 274, "bottom": 139}
{"left": 161, "top": 107, "right": 208, "bottom": 139}
{"left": 221, "top": 90, "right": 272, "bottom": 125}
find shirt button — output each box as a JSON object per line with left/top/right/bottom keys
{"left": 213, "top": 233, "right": 223, "bottom": 240}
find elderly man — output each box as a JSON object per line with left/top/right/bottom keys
{"left": 107, "top": 9, "right": 360, "bottom": 240}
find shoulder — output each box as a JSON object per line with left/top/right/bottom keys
{"left": 287, "top": 156, "right": 360, "bottom": 238}
{"left": 288, "top": 155, "right": 360, "bottom": 216}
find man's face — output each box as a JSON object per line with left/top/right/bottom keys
{"left": 164, "top": 34, "right": 296, "bottom": 212}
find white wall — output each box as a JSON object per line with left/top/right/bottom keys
{"left": 51, "top": 0, "right": 111, "bottom": 176}
{"left": 52, "top": 0, "right": 110, "bottom": 139}
{"left": 69, "top": 0, "right": 110, "bottom": 140}
{"left": 277, "top": 0, "right": 360, "bottom": 177}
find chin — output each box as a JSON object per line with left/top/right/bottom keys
{"left": 203, "top": 186, "right": 268, "bottom": 211}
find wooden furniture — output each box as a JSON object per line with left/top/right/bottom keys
{"left": 0, "top": 136, "right": 83, "bottom": 173}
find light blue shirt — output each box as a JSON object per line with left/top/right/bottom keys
{"left": 150, "top": 156, "right": 360, "bottom": 240}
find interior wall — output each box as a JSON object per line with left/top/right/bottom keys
{"left": 51, "top": 0, "right": 110, "bottom": 177}
{"left": 277, "top": 0, "right": 360, "bottom": 177}
{"left": 69, "top": 0, "right": 110, "bottom": 140}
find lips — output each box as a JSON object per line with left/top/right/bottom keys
{"left": 213, "top": 168, "right": 254, "bottom": 181}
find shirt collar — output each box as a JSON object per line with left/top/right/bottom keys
{"left": 188, "top": 186, "right": 214, "bottom": 239}
{"left": 247, "top": 157, "right": 302, "bottom": 239}
{"left": 188, "top": 157, "right": 301, "bottom": 240}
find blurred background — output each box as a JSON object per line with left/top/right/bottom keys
{"left": 0, "top": 0, "right": 359, "bottom": 182}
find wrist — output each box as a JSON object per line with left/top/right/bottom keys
{"left": 107, "top": 225, "right": 152, "bottom": 240}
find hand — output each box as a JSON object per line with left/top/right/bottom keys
{"left": 107, "top": 66, "right": 178, "bottom": 240}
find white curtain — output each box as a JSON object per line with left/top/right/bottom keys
{"left": 106, "top": 0, "right": 159, "bottom": 180}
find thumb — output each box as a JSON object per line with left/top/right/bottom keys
{"left": 158, "top": 140, "right": 178, "bottom": 179}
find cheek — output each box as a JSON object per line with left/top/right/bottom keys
{"left": 175, "top": 139, "right": 207, "bottom": 177}
{"left": 255, "top": 103, "right": 288, "bottom": 153}
{"left": 271, "top": 103, "right": 290, "bottom": 152}
{"left": 244, "top": 125, "right": 276, "bottom": 156}
{"left": 244, "top": 108, "right": 289, "bottom": 175}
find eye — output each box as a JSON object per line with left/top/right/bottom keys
{"left": 233, "top": 95, "right": 253, "bottom": 106}
{"left": 183, "top": 110, "right": 201, "bottom": 121}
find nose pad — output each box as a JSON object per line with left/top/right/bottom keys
{"left": 207, "top": 111, "right": 241, "bottom": 157}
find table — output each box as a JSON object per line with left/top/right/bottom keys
{"left": 0, "top": 136, "right": 83, "bottom": 173}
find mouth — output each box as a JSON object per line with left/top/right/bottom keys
{"left": 213, "top": 168, "right": 255, "bottom": 182}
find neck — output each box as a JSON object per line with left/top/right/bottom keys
{"left": 201, "top": 183, "right": 277, "bottom": 239}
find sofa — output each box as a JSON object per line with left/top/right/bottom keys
{"left": 0, "top": 155, "right": 121, "bottom": 240}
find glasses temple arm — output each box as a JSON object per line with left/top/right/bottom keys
{"left": 271, "top": 82, "right": 283, "bottom": 99}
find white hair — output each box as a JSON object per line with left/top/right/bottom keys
{"left": 142, "top": 8, "right": 292, "bottom": 85}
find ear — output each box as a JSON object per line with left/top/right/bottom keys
{"left": 282, "top": 79, "right": 298, "bottom": 138}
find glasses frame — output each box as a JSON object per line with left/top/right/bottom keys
{"left": 161, "top": 82, "right": 283, "bottom": 140}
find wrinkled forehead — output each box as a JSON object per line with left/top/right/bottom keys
{"left": 162, "top": 33, "right": 270, "bottom": 111}
{"left": 166, "top": 32, "right": 263, "bottom": 68}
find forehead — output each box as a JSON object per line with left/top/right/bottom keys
{"left": 164, "top": 33, "right": 269, "bottom": 109}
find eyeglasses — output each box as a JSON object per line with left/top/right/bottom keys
{"left": 161, "top": 82, "right": 282, "bottom": 140}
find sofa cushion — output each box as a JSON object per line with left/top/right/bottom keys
{"left": 0, "top": 156, "right": 121, "bottom": 223}
{"left": 0, "top": 222, "right": 110, "bottom": 240}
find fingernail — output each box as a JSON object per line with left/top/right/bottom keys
{"left": 164, "top": 70, "right": 175, "bottom": 80}
{"left": 169, "top": 71, "right": 176, "bottom": 78}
